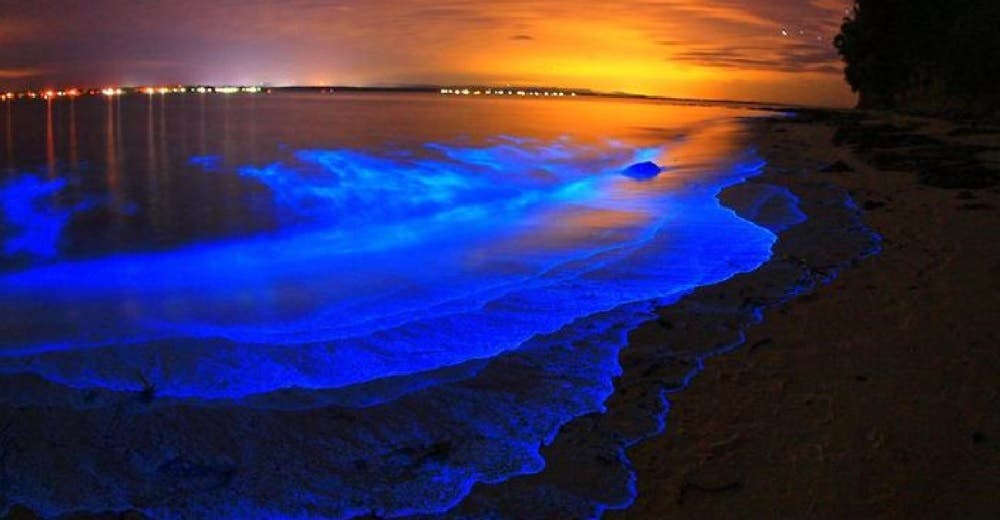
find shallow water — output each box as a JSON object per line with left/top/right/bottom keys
{"left": 0, "top": 93, "right": 796, "bottom": 517}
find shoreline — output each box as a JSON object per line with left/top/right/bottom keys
{"left": 5, "top": 108, "right": 997, "bottom": 519}
{"left": 434, "top": 111, "right": 882, "bottom": 518}
{"left": 613, "top": 111, "right": 1000, "bottom": 518}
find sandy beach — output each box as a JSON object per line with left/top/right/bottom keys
{"left": 615, "top": 111, "right": 1000, "bottom": 518}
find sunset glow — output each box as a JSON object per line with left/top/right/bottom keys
{"left": 0, "top": 0, "right": 854, "bottom": 106}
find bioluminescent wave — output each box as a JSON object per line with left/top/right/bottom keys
{"left": 1, "top": 176, "right": 75, "bottom": 258}
{"left": 0, "top": 136, "right": 773, "bottom": 402}
{"left": 0, "top": 95, "right": 810, "bottom": 519}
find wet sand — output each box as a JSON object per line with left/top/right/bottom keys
{"left": 615, "top": 112, "right": 1000, "bottom": 518}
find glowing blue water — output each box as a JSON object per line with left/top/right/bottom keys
{"left": 0, "top": 134, "right": 776, "bottom": 407}
{"left": 1, "top": 175, "right": 72, "bottom": 258}
{"left": 0, "top": 96, "right": 797, "bottom": 519}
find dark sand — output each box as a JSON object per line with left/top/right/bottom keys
{"left": 614, "top": 112, "right": 1000, "bottom": 518}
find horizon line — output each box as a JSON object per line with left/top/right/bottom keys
{"left": 0, "top": 83, "right": 836, "bottom": 110}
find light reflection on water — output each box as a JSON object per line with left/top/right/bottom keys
{"left": 4, "top": 101, "right": 12, "bottom": 170}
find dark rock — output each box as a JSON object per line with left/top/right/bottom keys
{"left": 863, "top": 200, "right": 887, "bottom": 211}
{"left": 622, "top": 161, "right": 662, "bottom": 180}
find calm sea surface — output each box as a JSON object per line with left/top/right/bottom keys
{"left": 3, "top": 93, "right": 755, "bottom": 257}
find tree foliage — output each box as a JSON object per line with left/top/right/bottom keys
{"left": 835, "top": 0, "right": 1000, "bottom": 112}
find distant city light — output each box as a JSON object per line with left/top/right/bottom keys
{"left": 0, "top": 85, "right": 575, "bottom": 103}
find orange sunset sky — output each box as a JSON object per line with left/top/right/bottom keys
{"left": 0, "top": 0, "right": 856, "bottom": 106}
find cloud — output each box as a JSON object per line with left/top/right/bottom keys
{"left": 0, "top": 0, "right": 854, "bottom": 104}
{"left": 671, "top": 40, "right": 841, "bottom": 73}
{"left": 0, "top": 67, "right": 43, "bottom": 79}
{"left": 0, "top": 16, "right": 41, "bottom": 45}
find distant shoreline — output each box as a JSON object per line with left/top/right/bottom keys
{"left": 1, "top": 83, "right": 841, "bottom": 112}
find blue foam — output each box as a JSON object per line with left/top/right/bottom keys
{"left": 1, "top": 132, "right": 785, "bottom": 519}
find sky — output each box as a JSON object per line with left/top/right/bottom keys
{"left": 0, "top": 0, "right": 856, "bottom": 106}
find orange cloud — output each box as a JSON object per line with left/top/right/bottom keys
{"left": 0, "top": 67, "right": 43, "bottom": 79}
{"left": 0, "top": 0, "right": 855, "bottom": 106}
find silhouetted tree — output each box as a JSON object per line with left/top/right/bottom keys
{"left": 835, "top": 0, "right": 1000, "bottom": 113}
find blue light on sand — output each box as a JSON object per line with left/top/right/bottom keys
{"left": 1, "top": 133, "right": 788, "bottom": 519}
